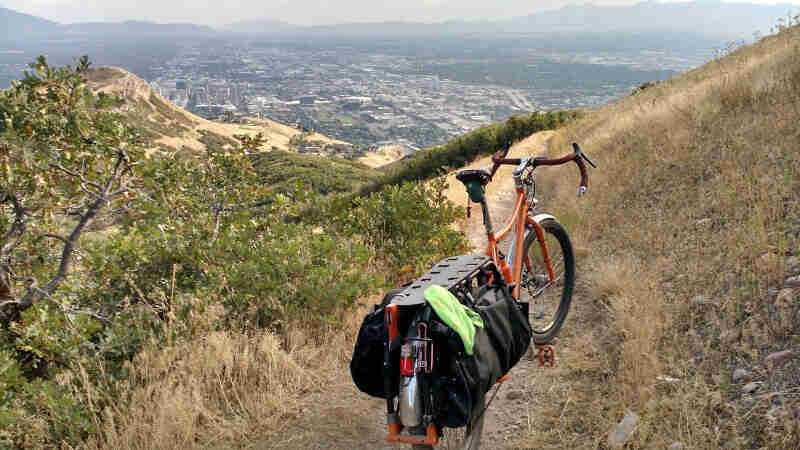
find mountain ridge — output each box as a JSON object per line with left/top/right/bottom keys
{"left": 84, "top": 66, "right": 354, "bottom": 158}
{"left": 3, "top": 1, "right": 796, "bottom": 40}
{"left": 0, "top": 6, "right": 59, "bottom": 39}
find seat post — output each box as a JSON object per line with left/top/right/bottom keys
{"left": 480, "top": 198, "right": 493, "bottom": 235}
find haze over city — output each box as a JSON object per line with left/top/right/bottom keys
{"left": 2, "top": 0, "right": 799, "bottom": 26}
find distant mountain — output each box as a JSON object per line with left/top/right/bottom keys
{"left": 1, "top": 7, "right": 59, "bottom": 40}
{"left": 3, "top": 1, "right": 795, "bottom": 42}
{"left": 61, "top": 20, "right": 215, "bottom": 37}
{"left": 504, "top": 1, "right": 794, "bottom": 39}
{"left": 231, "top": 1, "right": 795, "bottom": 39}
{"left": 221, "top": 19, "right": 299, "bottom": 34}
{"left": 1, "top": 7, "right": 215, "bottom": 40}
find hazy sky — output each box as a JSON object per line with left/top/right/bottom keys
{"left": 2, "top": 0, "right": 798, "bottom": 26}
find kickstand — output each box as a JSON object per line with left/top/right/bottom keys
{"left": 536, "top": 344, "right": 555, "bottom": 368}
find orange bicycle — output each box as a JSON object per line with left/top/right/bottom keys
{"left": 456, "top": 142, "right": 596, "bottom": 345}
{"left": 375, "top": 143, "right": 596, "bottom": 450}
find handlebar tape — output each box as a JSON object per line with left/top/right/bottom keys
{"left": 490, "top": 147, "right": 589, "bottom": 191}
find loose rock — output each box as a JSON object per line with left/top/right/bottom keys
{"left": 743, "top": 382, "right": 760, "bottom": 394}
{"left": 721, "top": 328, "right": 741, "bottom": 345}
{"left": 732, "top": 368, "right": 752, "bottom": 383}
{"left": 766, "top": 406, "right": 787, "bottom": 422}
{"left": 775, "top": 288, "right": 793, "bottom": 304}
{"left": 669, "top": 442, "right": 684, "bottom": 450}
{"left": 607, "top": 412, "right": 639, "bottom": 449}
{"left": 775, "top": 289, "right": 795, "bottom": 333}
{"left": 761, "top": 252, "right": 780, "bottom": 270}
{"left": 765, "top": 350, "right": 795, "bottom": 370}
{"left": 785, "top": 275, "right": 800, "bottom": 288}
{"left": 657, "top": 375, "right": 680, "bottom": 384}
{"left": 696, "top": 218, "right": 712, "bottom": 229}
{"left": 506, "top": 390, "right": 523, "bottom": 401}
{"left": 708, "top": 391, "right": 723, "bottom": 409}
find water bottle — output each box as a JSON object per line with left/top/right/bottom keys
{"left": 398, "top": 343, "right": 422, "bottom": 427}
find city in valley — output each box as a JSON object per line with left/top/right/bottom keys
{"left": 142, "top": 35, "right": 709, "bottom": 153}
{"left": 1, "top": 33, "right": 716, "bottom": 153}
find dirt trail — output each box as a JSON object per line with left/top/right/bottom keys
{"left": 269, "top": 130, "right": 575, "bottom": 449}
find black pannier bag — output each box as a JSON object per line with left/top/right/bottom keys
{"left": 419, "top": 309, "right": 502, "bottom": 428}
{"left": 350, "top": 288, "right": 418, "bottom": 398}
{"left": 408, "top": 281, "right": 532, "bottom": 428}
{"left": 350, "top": 303, "right": 390, "bottom": 398}
{"left": 350, "top": 254, "right": 532, "bottom": 427}
{"left": 474, "top": 283, "right": 532, "bottom": 375}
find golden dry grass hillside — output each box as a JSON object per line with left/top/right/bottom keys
{"left": 357, "top": 144, "right": 406, "bottom": 168}
{"left": 506, "top": 24, "right": 800, "bottom": 449}
{"left": 85, "top": 66, "right": 347, "bottom": 155}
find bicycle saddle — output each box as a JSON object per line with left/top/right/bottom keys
{"left": 456, "top": 169, "right": 490, "bottom": 203}
{"left": 455, "top": 169, "right": 490, "bottom": 185}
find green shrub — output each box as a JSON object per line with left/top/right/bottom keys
{"left": 335, "top": 177, "right": 466, "bottom": 277}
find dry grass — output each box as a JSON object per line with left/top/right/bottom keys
{"left": 511, "top": 25, "right": 800, "bottom": 449}
{"left": 357, "top": 145, "right": 406, "bottom": 168}
{"left": 80, "top": 297, "right": 373, "bottom": 450}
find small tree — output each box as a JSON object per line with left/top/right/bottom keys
{"left": 0, "top": 56, "right": 143, "bottom": 324}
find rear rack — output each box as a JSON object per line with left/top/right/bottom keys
{"left": 390, "top": 253, "right": 494, "bottom": 307}
{"left": 384, "top": 253, "right": 502, "bottom": 446}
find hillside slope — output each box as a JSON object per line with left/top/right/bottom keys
{"left": 505, "top": 24, "right": 800, "bottom": 449}
{"left": 85, "top": 66, "right": 347, "bottom": 156}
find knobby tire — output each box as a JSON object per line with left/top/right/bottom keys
{"left": 521, "top": 218, "right": 575, "bottom": 344}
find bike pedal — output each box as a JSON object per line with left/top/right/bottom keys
{"left": 536, "top": 344, "right": 555, "bottom": 368}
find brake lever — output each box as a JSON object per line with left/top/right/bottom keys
{"left": 581, "top": 152, "right": 598, "bottom": 169}
{"left": 572, "top": 142, "right": 597, "bottom": 168}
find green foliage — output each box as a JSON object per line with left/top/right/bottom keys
{"left": 197, "top": 129, "right": 239, "bottom": 151}
{"left": 251, "top": 149, "right": 381, "bottom": 197}
{"left": 335, "top": 177, "right": 466, "bottom": 276}
{"left": 0, "top": 55, "right": 143, "bottom": 311}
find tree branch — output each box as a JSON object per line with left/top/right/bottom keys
{"left": 1, "top": 194, "right": 26, "bottom": 255}
{"left": 79, "top": 183, "right": 102, "bottom": 200}
{"left": 16, "top": 152, "right": 130, "bottom": 311}
{"left": 3, "top": 150, "right": 136, "bottom": 321}
{"left": 49, "top": 162, "right": 102, "bottom": 191}
{"left": 41, "top": 233, "right": 69, "bottom": 245}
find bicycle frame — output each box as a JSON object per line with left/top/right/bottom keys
{"left": 481, "top": 171, "right": 556, "bottom": 301}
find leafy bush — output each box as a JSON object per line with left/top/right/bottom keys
{"left": 335, "top": 177, "right": 466, "bottom": 276}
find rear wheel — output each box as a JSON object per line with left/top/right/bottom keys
{"left": 462, "top": 393, "right": 485, "bottom": 450}
{"left": 519, "top": 218, "right": 575, "bottom": 344}
{"left": 412, "top": 393, "right": 485, "bottom": 450}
